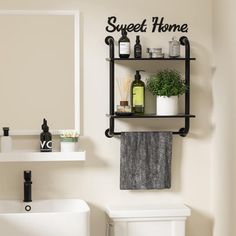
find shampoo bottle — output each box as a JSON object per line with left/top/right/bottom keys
{"left": 118, "top": 29, "right": 130, "bottom": 58}
{"left": 40, "top": 119, "right": 52, "bottom": 152}
{"left": 131, "top": 70, "right": 145, "bottom": 113}
{"left": 1, "top": 127, "right": 12, "bottom": 152}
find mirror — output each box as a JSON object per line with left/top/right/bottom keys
{"left": 0, "top": 10, "right": 80, "bottom": 135}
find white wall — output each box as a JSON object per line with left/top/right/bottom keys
{"left": 0, "top": 0, "right": 218, "bottom": 236}
{"left": 212, "top": 0, "right": 236, "bottom": 235}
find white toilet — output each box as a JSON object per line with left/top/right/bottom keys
{"left": 106, "top": 204, "right": 191, "bottom": 236}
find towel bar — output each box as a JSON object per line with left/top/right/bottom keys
{"left": 105, "top": 127, "right": 188, "bottom": 138}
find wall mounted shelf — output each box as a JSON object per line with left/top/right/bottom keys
{"left": 106, "top": 114, "right": 196, "bottom": 119}
{"left": 0, "top": 151, "right": 86, "bottom": 162}
{"left": 106, "top": 57, "right": 196, "bottom": 61}
{"left": 105, "top": 36, "right": 195, "bottom": 138}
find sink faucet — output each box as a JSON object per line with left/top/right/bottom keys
{"left": 24, "top": 170, "right": 32, "bottom": 202}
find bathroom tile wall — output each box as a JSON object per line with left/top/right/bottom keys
{"left": 0, "top": 0, "right": 233, "bottom": 236}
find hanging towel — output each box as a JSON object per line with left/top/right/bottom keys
{"left": 120, "top": 132, "right": 173, "bottom": 190}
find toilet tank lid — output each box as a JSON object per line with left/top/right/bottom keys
{"left": 106, "top": 204, "right": 191, "bottom": 219}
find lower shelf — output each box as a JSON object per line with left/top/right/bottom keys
{"left": 0, "top": 151, "right": 86, "bottom": 162}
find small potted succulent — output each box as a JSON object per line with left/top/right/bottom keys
{"left": 59, "top": 130, "right": 79, "bottom": 152}
{"left": 146, "top": 69, "right": 187, "bottom": 115}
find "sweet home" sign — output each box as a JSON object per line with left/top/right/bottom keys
{"left": 105, "top": 16, "right": 188, "bottom": 33}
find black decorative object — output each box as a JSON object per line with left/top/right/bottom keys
{"left": 105, "top": 36, "right": 195, "bottom": 138}
{"left": 40, "top": 118, "right": 52, "bottom": 152}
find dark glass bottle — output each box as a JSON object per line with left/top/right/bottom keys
{"left": 131, "top": 70, "right": 145, "bottom": 113}
{"left": 134, "top": 35, "right": 142, "bottom": 58}
{"left": 40, "top": 118, "right": 52, "bottom": 152}
{"left": 118, "top": 29, "right": 130, "bottom": 58}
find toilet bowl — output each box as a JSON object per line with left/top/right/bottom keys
{"left": 106, "top": 204, "right": 191, "bottom": 236}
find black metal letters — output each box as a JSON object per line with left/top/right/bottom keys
{"left": 106, "top": 16, "right": 147, "bottom": 33}
{"left": 106, "top": 16, "right": 188, "bottom": 33}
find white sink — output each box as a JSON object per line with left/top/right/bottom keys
{"left": 0, "top": 199, "right": 90, "bottom": 236}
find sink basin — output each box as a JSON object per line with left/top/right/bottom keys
{"left": 0, "top": 199, "right": 90, "bottom": 236}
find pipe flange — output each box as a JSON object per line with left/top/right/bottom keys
{"left": 105, "top": 129, "right": 113, "bottom": 138}
{"left": 179, "top": 36, "right": 189, "bottom": 46}
{"left": 179, "top": 127, "right": 187, "bottom": 137}
{"left": 105, "top": 36, "right": 114, "bottom": 45}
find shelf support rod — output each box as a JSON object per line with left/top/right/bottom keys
{"left": 179, "top": 36, "right": 191, "bottom": 137}
{"left": 105, "top": 36, "right": 115, "bottom": 138}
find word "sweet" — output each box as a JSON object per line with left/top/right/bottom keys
{"left": 106, "top": 16, "right": 147, "bottom": 32}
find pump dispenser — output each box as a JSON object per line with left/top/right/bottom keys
{"left": 131, "top": 70, "right": 145, "bottom": 113}
{"left": 0, "top": 127, "right": 12, "bottom": 152}
{"left": 40, "top": 119, "right": 52, "bottom": 152}
{"left": 118, "top": 29, "right": 130, "bottom": 58}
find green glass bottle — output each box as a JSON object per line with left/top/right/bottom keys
{"left": 131, "top": 70, "right": 145, "bottom": 114}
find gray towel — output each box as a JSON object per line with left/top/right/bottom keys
{"left": 120, "top": 132, "right": 172, "bottom": 190}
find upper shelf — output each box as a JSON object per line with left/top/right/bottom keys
{"left": 0, "top": 151, "right": 86, "bottom": 162}
{"left": 107, "top": 114, "right": 196, "bottom": 119}
{"left": 106, "top": 57, "right": 196, "bottom": 61}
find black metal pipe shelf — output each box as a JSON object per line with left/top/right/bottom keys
{"left": 106, "top": 130, "right": 191, "bottom": 137}
{"left": 105, "top": 35, "right": 195, "bottom": 138}
{"left": 106, "top": 114, "right": 196, "bottom": 119}
{"left": 106, "top": 57, "right": 196, "bottom": 61}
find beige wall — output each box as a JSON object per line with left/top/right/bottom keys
{"left": 212, "top": 0, "right": 236, "bottom": 235}
{"left": 0, "top": 0, "right": 230, "bottom": 236}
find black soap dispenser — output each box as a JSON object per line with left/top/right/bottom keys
{"left": 40, "top": 119, "right": 52, "bottom": 152}
{"left": 131, "top": 70, "right": 145, "bottom": 114}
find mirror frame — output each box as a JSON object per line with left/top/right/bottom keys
{"left": 0, "top": 10, "right": 80, "bottom": 135}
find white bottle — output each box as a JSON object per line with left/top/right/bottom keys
{"left": 1, "top": 127, "right": 12, "bottom": 152}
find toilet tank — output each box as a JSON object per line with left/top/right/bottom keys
{"left": 106, "top": 204, "right": 191, "bottom": 236}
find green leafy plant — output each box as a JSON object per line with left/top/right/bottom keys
{"left": 146, "top": 69, "right": 187, "bottom": 97}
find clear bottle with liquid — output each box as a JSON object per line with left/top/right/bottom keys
{"left": 169, "top": 36, "right": 180, "bottom": 58}
{"left": 131, "top": 70, "right": 145, "bottom": 113}
{"left": 0, "top": 127, "right": 12, "bottom": 152}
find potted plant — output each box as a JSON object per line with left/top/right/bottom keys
{"left": 146, "top": 69, "right": 187, "bottom": 115}
{"left": 59, "top": 130, "right": 79, "bottom": 152}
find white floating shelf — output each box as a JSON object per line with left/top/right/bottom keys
{"left": 0, "top": 151, "right": 86, "bottom": 162}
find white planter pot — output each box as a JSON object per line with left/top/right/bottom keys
{"left": 60, "top": 142, "right": 77, "bottom": 152}
{"left": 156, "top": 96, "right": 178, "bottom": 115}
